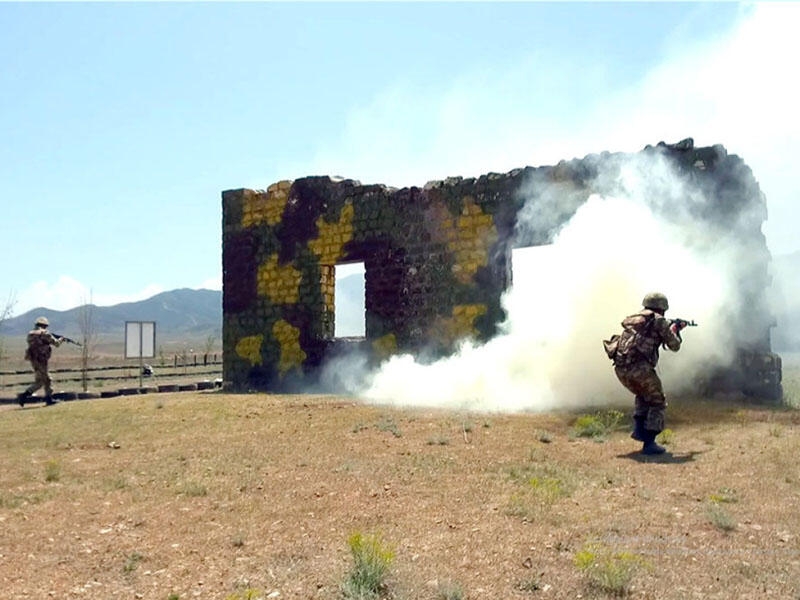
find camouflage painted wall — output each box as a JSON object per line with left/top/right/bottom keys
{"left": 222, "top": 139, "right": 782, "bottom": 399}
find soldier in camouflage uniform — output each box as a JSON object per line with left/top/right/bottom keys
{"left": 610, "top": 293, "right": 686, "bottom": 455}
{"left": 17, "top": 316, "right": 66, "bottom": 407}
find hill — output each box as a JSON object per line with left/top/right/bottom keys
{"left": 0, "top": 274, "right": 365, "bottom": 346}
{"left": 1, "top": 288, "right": 222, "bottom": 342}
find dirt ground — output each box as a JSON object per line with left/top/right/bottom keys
{"left": 1, "top": 391, "right": 798, "bottom": 600}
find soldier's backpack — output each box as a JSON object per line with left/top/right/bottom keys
{"left": 25, "top": 330, "right": 52, "bottom": 362}
{"left": 603, "top": 311, "right": 657, "bottom": 365}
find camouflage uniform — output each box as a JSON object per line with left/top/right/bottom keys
{"left": 19, "top": 319, "right": 64, "bottom": 405}
{"left": 612, "top": 305, "right": 681, "bottom": 437}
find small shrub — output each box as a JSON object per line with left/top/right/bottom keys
{"left": 516, "top": 576, "right": 542, "bottom": 592}
{"left": 528, "top": 475, "right": 570, "bottom": 504}
{"left": 179, "top": 481, "right": 208, "bottom": 497}
{"left": 44, "top": 459, "right": 61, "bottom": 483}
{"left": 341, "top": 532, "right": 395, "bottom": 599}
{"left": 656, "top": 428, "right": 674, "bottom": 445}
{"left": 574, "top": 542, "right": 647, "bottom": 596}
{"left": 167, "top": 594, "right": 180, "bottom": 600}
{"left": 123, "top": 551, "right": 143, "bottom": 573}
{"left": 508, "top": 464, "right": 574, "bottom": 501}
{"left": 707, "top": 503, "right": 737, "bottom": 532}
{"left": 571, "top": 410, "right": 625, "bottom": 440}
{"left": 536, "top": 430, "right": 553, "bottom": 444}
{"left": 375, "top": 416, "right": 402, "bottom": 438}
{"left": 436, "top": 580, "right": 465, "bottom": 600}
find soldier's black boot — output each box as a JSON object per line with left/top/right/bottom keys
{"left": 641, "top": 430, "right": 666, "bottom": 455}
{"left": 17, "top": 391, "right": 30, "bottom": 407}
{"left": 630, "top": 416, "right": 646, "bottom": 442}
{"left": 44, "top": 395, "right": 58, "bottom": 406}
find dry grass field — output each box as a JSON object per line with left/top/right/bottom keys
{"left": 1, "top": 370, "right": 799, "bottom": 600}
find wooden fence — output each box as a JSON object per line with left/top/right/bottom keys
{"left": 0, "top": 358, "right": 223, "bottom": 392}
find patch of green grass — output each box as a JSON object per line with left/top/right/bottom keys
{"left": 574, "top": 542, "right": 648, "bottom": 596}
{"left": 123, "top": 551, "right": 144, "bottom": 573}
{"left": 341, "top": 532, "right": 395, "bottom": 600}
{"left": 0, "top": 491, "right": 50, "bottom": 509}
{"left": 106, "top": 475, "right": 129, "bottom": 491}
{"left": 178, "top": 481, "right": 208, "bottom": 497}
{"left": 436, "top": 580, "right": 465, "bottom": 600}
{"left": 427, "top": 435, "right": 450, "bottom": 446}
{"left": 44, "top": 459, "right": 61, "bottom": 482}
{"left": 709, "top": 487, "right": 739, "bottom": 504}
{"left": 506, "top": 463, "right": 576, "bottom": 519}
{"left": 516, "top": 576, "right": 543, "bottom": 592}
{"left": 375, "top": 416, "right": 402, "bottom": 438}
{"left": 571, "top": 410, "right": 625, "bottom": 441}
{"left": 224, "top": 589, "right": 263, "bottom": 600}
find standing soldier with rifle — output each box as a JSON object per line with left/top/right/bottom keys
{"left": 603, "top": 293, "right": 693, "bottom": 455}
{"left": 17, "top": 316, "right": 74, "bottom": 407}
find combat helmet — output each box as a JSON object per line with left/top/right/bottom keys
{"left": 642, "top": 292, "right": 669, "bottom": 312}
{"left": 35, "top": 316, "right": 49, "bottom": 327}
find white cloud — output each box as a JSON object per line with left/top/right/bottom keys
{"left": 15, "top": 276, "right": 165, "bottom": 314}
{"left": 198, "top": 275, "right": 222, "bottom": 291}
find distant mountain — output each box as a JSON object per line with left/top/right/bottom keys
{"left": 0, "top": 279, "right": 366, "bottom": 344}
{"left": 1, "top": 288, "right": 222, "bottom": 341}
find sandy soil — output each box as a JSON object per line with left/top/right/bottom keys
{"left": 1, "top": 392, "right": 798, "bottom": 599}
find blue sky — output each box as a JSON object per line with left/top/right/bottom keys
{"left": 2, "top": 2, "right": 797, "bottom": 315}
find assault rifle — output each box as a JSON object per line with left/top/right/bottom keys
{"left": 670, "top": 318, "right": 697, "bottom": 342}
{"left": 54, "top": 334, "right": 82, "bottom": 347}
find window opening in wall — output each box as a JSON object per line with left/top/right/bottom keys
{"left": 334, "top": 262, "right": 366, "bottom": 338}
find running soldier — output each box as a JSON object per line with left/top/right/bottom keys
{"left": 17, "top": 316, "right": 67, "bottom": 407}
{"left": 605, "top": 293, "right": 687, "bottom": 455}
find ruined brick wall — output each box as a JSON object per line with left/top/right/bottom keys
{"left": 222, "top": 139, "right": 782, "bottom": 399}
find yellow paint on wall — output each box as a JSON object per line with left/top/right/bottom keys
{"left": 241, "top": 180, "right": 293, "bottom": 228}
{"left": 440, "top": 196, "right": 498, "bottom": 284}
{"left": 235, "top": 335, "right": 264, "bottom": 366}
{"left": 372, "top": 333, "right": 398, "bottom": 360}
{"left": 309, "top": 201, "right": 355, "bottom": 264}
{"left": 430, "top": 303, "right": 487, "bottom": 345}
{"left": 257, "top": 254, "right": 302, "bottom": 304}
{"left": 273, "top": 319, "right": 307, "bottom": 375}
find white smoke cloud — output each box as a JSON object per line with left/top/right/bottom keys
{"left": 301, "top": 3, "right": 799, "bottom": 257}
{"left": 350, "top": 152, "right": 749, "bottom": 413}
